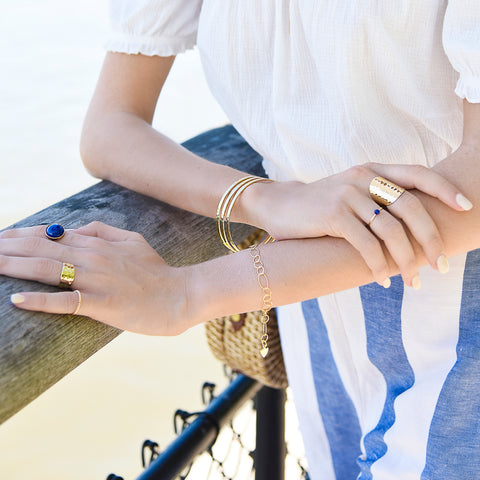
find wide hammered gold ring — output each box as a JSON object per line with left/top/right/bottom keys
{"left": 59, "top": 262, "right": 75, "bottom": 288}
{"left": 369, "top": 176, "right": 405, "bottom": 207}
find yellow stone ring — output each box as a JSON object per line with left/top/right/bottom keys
{"left": 59, "top": 262, "right": 75, "bottom": 288}
{"left": 369, "top": 176, "right": 405, "bottom": 207}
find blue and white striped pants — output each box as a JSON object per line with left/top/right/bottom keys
{"left": 278, "top": 249, "right": 480, "bottom": 480}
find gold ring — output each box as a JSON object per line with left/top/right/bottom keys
{"left": 368, "top": 207, "right": 383, "bottom": 226}
{"left": 59, "top": 262, "right": 75, "bottom": 288}
{"left": 72, "top": 290, "right": 82, "bottom": 315}
{"left": 369, "top": 176, "right": 405, "bottom": 206}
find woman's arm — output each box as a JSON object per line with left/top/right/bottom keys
{"left": 191, "top": 101, "right": 480, "bottom": 322}
{"left": 3, "top": 102, "right": 479, "bottom": 335}
{"left": 80, "top": 52, "right": 250, "bottom": 218}
{"left": 80, "top": 52, "right": 473, "bottom": 288}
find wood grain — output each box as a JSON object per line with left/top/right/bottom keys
{"left": 0, "top": 125, "right": 265, "bottom": 424}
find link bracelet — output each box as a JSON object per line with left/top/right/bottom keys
{"left": 249, "top": 244, "right": 273, "bottom": 358}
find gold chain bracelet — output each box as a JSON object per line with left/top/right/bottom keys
{"left": 249, "top": 244, "right": 273, "bottom": 358}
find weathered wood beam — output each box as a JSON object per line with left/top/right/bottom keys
{"left": 0, "top": 125, "right": 265, "bottom": 425}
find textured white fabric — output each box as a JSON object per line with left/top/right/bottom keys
{"left": 107, "top": 2, "right": 480, "bottom": 479}
{"left": 107, "top": 0, "right": 480, "bottom": 181}
{"left": 107, "top": 0, "right": 202, "bottom": 56}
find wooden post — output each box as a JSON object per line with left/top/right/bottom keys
{"left": 0, "top": 125, "right": 265, "bottom": 425}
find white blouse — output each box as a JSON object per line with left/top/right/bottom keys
{"left": 107, "top": 0, "right": 480, "bottom": 184}
{"left": 107, "top": 3, "right": 480, "bottom": 479}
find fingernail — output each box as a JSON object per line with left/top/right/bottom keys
{"left": 383, "top": 277, "right": 391, "bottom": 289}
{"left": 411, "top": 275, "right": 422, "bottom": 290}
{"left": 436, "top": 254, "right": 450, "bottom": 274}
{"left": 456, "top": 193, "right": 473, "bottom": 211}
{"left": 10, "top": 293, "right": 25, "bottom": 305}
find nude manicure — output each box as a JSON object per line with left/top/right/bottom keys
{"left": 383, "top": 278, "right": 391, "bottom": 289}
{"left": 456, "top": 193, "right": 473, "bottom": 211}
{"left": 10, "top": 293, "right": 25, "bottom": 305}
{"left": 436, "top": 254, "right": 449, "bottom": 274}
{"left": 411, "top": 275, "right": 422, "bottom": 290}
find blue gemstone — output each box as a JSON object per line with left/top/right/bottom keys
{"left": 46, "top": 223, "right": 65, "bottom": 240}
{"left": 374, "top": 209, "right": 380, "bottom": 215}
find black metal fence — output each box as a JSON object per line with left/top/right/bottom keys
{"left": 107, "top": 372, "right": 309, "bottom": 480}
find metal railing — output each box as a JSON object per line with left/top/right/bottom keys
{"left": 107, "top": 372, "right": 310, "bottom": 480}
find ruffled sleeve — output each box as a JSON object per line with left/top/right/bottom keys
{"left": 443, "top": 0, "right": 480, "bottom": 102}
{"left": 106, "top": 0, "right": 203, "bottom": 56}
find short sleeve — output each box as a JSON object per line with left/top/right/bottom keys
{"left": 106, "top": 0, "right": 203, "bottom": 56}
{"left": 443, "top": 0, "right": 480, "bottom": 102}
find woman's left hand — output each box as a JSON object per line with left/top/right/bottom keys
{"left": 0, "top": 221, "right": 191, "bottom": 336}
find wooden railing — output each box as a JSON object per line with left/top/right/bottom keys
{"left": 0, "top": 125, "right": 266, "bottom": 425}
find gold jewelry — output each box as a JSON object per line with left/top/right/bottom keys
{"left": 216, "top": 176, "right": 275, "bottom": 252}
{"left": 59, "top": 262, "right": 75, "bottom": 288}
{"left": 249, "top": 244, "right": 273, "bottom": 358}
{"left": 369, "top": 176, "right": 405, "bottom": 207}
{"left": 368, "top": 207, "right": 383, "bottom": 226}
{"left": 72, "top": 290, "right": 82, "bottom": 315}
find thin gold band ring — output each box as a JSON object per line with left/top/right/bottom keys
{"left": 368, "top": 207, "right": 383, "bottom": 226}
{"left": 72, "top": 290, "right": 82, "bottom": 315}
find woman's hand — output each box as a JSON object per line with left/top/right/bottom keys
{"left": 1, "top": 222, "right": 191, "bottom": 336}
{"left": 243, "top": 163, "right": 473, "bottom": 288}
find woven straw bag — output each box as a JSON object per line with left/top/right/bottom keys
{"left": 205, "top": 310, "right": 288, "bottom": 389}
{"left": 205, "top": 230, "right": 288, "bottom": 390}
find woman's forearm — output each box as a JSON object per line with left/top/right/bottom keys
{"left": 81, "top": 111, "right": 250, "bottom": 219}
{"left": 187, "top": 109, "right": 480, "bottom": 326}
{"left": 187, "top": 235, "right": 375, "bottom": 324}
{"left": 80, "top": 52, "right": 258, "bottom": 224}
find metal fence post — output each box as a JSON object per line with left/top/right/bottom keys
{"left": 135, "top": 375, "right": 262, "bottom": 480}
{"left": 254, "top": 386, "right": 286, "bottom": 480}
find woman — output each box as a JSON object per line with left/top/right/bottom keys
{"left": 3, "top": 1, "right": 480, "bottom": 478}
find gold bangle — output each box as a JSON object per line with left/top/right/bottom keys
{"left": 249, "top": 244, "right": 273, "bottom": 358}
{"left": 216, "top": 176, "right": 275, "bottom": 252}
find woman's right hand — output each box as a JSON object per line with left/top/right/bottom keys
{"left": 242, "top": 163, "right": 473, "bottom": 288}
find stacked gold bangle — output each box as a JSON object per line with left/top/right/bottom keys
{"left": 216, "top": 175, "right": 275, "bottom": 252}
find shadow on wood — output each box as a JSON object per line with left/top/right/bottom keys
{"left": 0, "top": 125, "right": 265, "bottom": 425}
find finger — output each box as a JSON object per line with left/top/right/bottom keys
{"left": 370, "top": 163, "right": 473, "bottom": 211}
{"left": 0, "top": 225, "right": 51, "bottom": 239}
{"left": 75, "top": 221, "right": 141, "bottom": 242}
{"left": 0, "top": 225, "right": 88, "bottom": 248}
{"left": 368, "top": 208, "right": 420, "bottom": 288}
{"left": 345, "top": 190, "right": 419, "bottom": 287}
{"left": 10, "top": 290, "right": 87, "bottom": 316}
{"left": 388, "top": 191, "right": 448, "bottom": 272}
{"left": 0, "top": 255, "right": 84, "bottom": 288}
{"left": 0, "top": 236, "right": 77, "bottom": 262}
{"left": 340, "top": 219, "right": 391, "bottom": 288}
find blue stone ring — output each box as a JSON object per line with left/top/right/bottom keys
{"left": 45, "top": 223, "right": 66, "bottom": 241}
{"left": 367, "top": 208, "right": 383, "bottom": 227}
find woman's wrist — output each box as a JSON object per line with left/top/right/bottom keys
{"left": 183, "top": 261, "right": 220, "bottom": 327}
{"left": 184, "top": 249, "right": 262, "bottom": 325}
{"left": 231, "top": 179, "right": 304, "bottom": 233}
{"left": 229, "top": 178, "right": 273, "bottom": 227}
